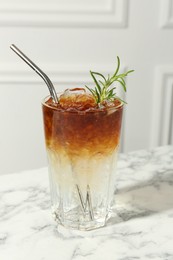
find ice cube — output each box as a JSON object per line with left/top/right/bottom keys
{"left": 59, "top": 88, "right": 96, "bottom": 110}
{"left": 62, "top": 88, "right": 86, "bottom": 97}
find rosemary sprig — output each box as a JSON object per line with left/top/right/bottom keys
{"left": 85, "top": 56, "right": 134, "bottom": 104}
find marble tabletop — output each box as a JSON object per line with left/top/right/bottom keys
{"left": 0, "top": 146, "right": 173, "bottom": 260}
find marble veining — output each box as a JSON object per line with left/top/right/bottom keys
{"left": 0, "top": 146, "right": 173, "bottom": 260}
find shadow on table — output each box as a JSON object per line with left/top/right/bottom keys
{"left": 107, "top": 169, "right": 173, "bottom": 226}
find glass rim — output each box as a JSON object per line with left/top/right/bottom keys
{"left": 42, "top": 94, "right": 124, "bottom": 113}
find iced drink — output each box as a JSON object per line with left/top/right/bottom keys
{"left": 42, "top": 88, "right": 123, "bottom": 230}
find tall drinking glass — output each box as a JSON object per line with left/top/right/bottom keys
{"left": 42, "top": 96, "right": 123, "bottom": 230}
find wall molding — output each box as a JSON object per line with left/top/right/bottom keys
{"left": 160, "top": 0, "right": 173, "bottom": 28}
{"left": 0, "top": 62, "right": 124, "bottom": 84}
{"left": 0, "top": 0, "right": 127, "bottom": 27}
{"left": 150, "top": 66, "right": 173, "bottom": 147}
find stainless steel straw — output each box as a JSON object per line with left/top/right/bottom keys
{"left": 10, "top": 44, "right": 58, "bottom": 103}
{"left": 10, "top": 44, "right": 94, "bottom": 220}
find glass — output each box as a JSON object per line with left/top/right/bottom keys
{"left": 42, "top": 96, "right": 123, "bottom": 231}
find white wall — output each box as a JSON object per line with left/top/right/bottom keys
{"left": 0, "top": 0, "right": 173, "bottom": 174}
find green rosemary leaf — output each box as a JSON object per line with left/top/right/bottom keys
{"left": 85, "top": 85, "right": 97, "bottom": 98}
{"left": 116, "top": 70, "right": 134, "bottom": 79}
{"left": 108, "top": 89, "right": 113, "bottom": 96}
{"left": 94, "top": 87, "right": 100, "bottom": 103}
{"left": 108, "top": 87, "right": 116, "bottom": 96}
{"left": 86, "top": 57, "right": 134, "bottom": 104}
{"left": 90, "top": 71, "right": 102, "bottom": 94}
{"left": 121, "top": 77, "right": 126, "bottom": 86}
{"left": 92, "top": 72, "right": 107, "bottom": 82}
{"left": 85, "top": 85, "right": 93, "bottom": 94}
{"left": 112, "top": 56, "right": 120, "bottom": 77}
{"left": 109, "top": 94, "right": 116, "bottom": 100}
{"left": 126, "top": 70, "right": 134, "bottom": 74}
{"left": 108, "top": 92, "right": 114, "bottom": 99}
{"left": 116, "top": 79, "right": 127, "bottom": 92}
{"left": 99, "top": 80, "right": 105, "bottom": 87}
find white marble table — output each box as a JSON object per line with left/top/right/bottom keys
{"left": 0, "top": 146, "right": 173, "bottom": 260}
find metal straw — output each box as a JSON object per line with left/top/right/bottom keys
{"left": 10, "top": 44, "right": 58, "bottom": 103}
{"left": 76, "top": 184, "right": 94, "bottom": 220}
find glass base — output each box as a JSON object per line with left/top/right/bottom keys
{"left": 52, "top": 207, "right": 107, "bottom": 231}
{"left": 48, "top": 149, "right": 119, "bottom": 231}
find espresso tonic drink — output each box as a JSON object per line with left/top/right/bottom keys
{"left": 42, "top": 88, "right": 123, "bottom": 230}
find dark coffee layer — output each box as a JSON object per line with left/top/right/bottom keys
{"left": 42, "top": 98, "right": 123, "bottom": 157}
